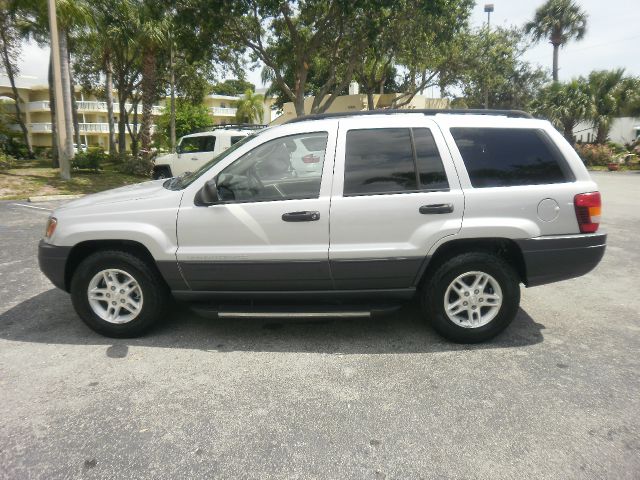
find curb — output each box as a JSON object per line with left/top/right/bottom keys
{"left": 28, "top": 194, "right": 84, "bottom": 203}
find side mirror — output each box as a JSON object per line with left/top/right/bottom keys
{"left": 194, "top": 179, "right": 219, "bottom": 206}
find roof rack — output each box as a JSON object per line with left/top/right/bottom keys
{"left": 285, "top": 108, "right": 533, "bottom": 124}
{"left": 212, "top": 123, "right": 267, "bottom": 130}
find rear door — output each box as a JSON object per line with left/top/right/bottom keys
{"left": 328, "top": 116, "right": 464, "bottom": 289}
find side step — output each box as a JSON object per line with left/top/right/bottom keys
{"left": 189, "top": 304, "right": 402, "bottom": 319}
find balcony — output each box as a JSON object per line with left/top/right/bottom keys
{"left": 29, "top": 123, "right": 156, "bottom": 134}
{"left": 210, "top": 106, "right": 237, "bottom": 117}
{"left": 26, "top": 101, "right": 163, "bottom": 116}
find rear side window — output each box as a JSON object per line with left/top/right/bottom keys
{"left": 344, "top": 128, "right": 448, "bottom": 196}
{"left": 230, "top": 136, "right": 245, "bottom": 145}
{"left": 413, "top": 129, "right": 449, "bottom": 190}
{"left": 450, "top": 128, "right": 571, "bottom": 187}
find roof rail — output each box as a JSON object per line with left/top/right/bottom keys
{"left": 285, "top": 108, "right": 533, "bottom": 124}
{"left": 197, "top": 123, "right": 267, "bottom": 132}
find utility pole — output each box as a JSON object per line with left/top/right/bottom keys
{"left": 47, "top": 0, "right": 71, "bottom": 179}
{"left": 483, "top": 3, "right": 494, "bottom": 110}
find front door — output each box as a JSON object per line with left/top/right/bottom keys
{"left": 328, "top": 117, "right": 464, "bottom": 289}
{"left": 176, "top": 123, "right": 337, "bottom": 291}
{"left": 174, "top": 135, "right": 217, "bottom": 176}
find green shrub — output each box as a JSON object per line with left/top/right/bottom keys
{"left": 71, "top": 147, "right": 107, "bottom": 172}
{"left": 574, "top": 143, "right": 616, "bottom": 166}
{"left": 0, "top": 152, "right": 16, "bottom": 170}
{"left": 117, "top": 155, "right": 153, "bottom": 177}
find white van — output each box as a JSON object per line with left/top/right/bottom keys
{"left": 152, "top": 126, "right": 263, "bottom": 179}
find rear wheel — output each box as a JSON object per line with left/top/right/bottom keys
{"left": 70, "top": 250, "right": 168, "bottom": 338}
{"left": 152, "top": 166, "right": 172, "bottom": 179}
{"left": 421, "top": 252, "right": 520, "bottom": 343}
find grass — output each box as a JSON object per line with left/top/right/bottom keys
{"left": 0, "top": 158, "right": 149, "bottom": 200}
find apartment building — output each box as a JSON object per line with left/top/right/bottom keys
{"left": 0, "top": 76, "right": 271, "bottom": 152}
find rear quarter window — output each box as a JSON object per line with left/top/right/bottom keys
{"left": 450, "top": 127, "right": 573, "bottom": 187}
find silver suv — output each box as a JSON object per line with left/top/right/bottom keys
{"left": 38, "top": 109, "right": 606, "bottom": 343}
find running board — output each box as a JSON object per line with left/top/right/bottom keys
{"left": 190, "top": 304, "right": 401, "bottom": 319}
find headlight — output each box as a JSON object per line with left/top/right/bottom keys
{"left": 45, "top": 217, "right": 57, "bottom": 239}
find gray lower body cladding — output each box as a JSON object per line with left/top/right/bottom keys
{"left": 516, "top": 233, "right": 607, "bottom": 287}
{"left": 38, "top": 240, "right": 71, "bottom": 291}
{"left": 174, "top": 257, "right": 423, "bottom": 291}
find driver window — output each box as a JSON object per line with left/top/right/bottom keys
{"left": 216, "top": 132, "right": 328, "bottom": 203}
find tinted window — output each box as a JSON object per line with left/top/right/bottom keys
{"left": 179, "top": 136, "right": 215, "bottom": 153}
{"left": 450, "top": 128, "right": 570, "bottom": 187}
{"left": 202, "top": 136, "right": 216, "bottom": 152}
{"left": 413, "top": 128, "right": 449, "bottom": 190}
{"left": 344, "top": 129, "right": 416, "bottom": 195}
{"left": 179, "top": 137, "right": 202, "bottom": 153}
{"left": 230, "top": 136, "right": 245, "bottom": 145}
{"left": 217, "top": 132, "right": 328, "bottom": 203}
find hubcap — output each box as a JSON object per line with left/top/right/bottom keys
{"left": 444, "top": 271, "right": 502, "bottom": 328}
{"left": 87, "top": 269, "right": 143, "bottom": 324}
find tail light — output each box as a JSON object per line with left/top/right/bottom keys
{"left": 574, "top": 192, "right": 601, "bottom": 233}
{"left": 302, "top": 154, "right": 320, "bottom": 163}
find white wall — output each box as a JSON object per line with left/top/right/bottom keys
{"left": 574, "top": 117, "right": 640, "bottom": 144}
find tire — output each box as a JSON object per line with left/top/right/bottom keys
{"left": 421, "top": 252, "right": 520, "bottom": 343}
{"left": 70, "top": 250, "right": 168, "bottom": 338}
{"left": 152, "top": 166, "right": 172, "bottom": 180}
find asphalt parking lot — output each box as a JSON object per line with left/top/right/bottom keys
{"left": 1, "top": 171, "right": 639, "bottom": 479}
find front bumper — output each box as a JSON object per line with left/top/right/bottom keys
{"left": 38, "top": 240, "right": 72, "bottom": 291}
{"left": 516, "top": 233, "right": 607, "bottom": 287}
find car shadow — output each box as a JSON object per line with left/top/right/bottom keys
{"left": 0, "top": 289, "right": 545, "bottom": 355}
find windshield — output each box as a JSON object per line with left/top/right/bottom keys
{"left": 163, "top": 134, "right": 258, "bottom": 190}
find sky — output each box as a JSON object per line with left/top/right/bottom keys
{"left": 6, "top": 0, "right": 640, "bottom": 92}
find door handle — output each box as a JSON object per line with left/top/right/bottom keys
{"left": 419, "top": 203, "right": 454, "bottom": 214}
{"left": 282, "top": 211, "right": 320, "bottom": 222}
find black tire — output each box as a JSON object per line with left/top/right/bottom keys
{"left": 421, "top": 252, "right": 520, "bottom": 343}
{"left": 152, "top": 166, "right": 172, "bottom": 180}
{"left": 70, "top": 250, "right": 168, "bottom": 338}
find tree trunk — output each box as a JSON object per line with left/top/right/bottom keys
{"left": 367, "top": 91, "right": 375, "bottom": 110}
{"left": 0, "top": 29, "right": 33, "bottom": 158}
{"left": 58, "top": 29, "right": 74, "bottom": 179}
{"left": 104, "top": 55, "right": 116, "bottom": 156}
{"left": 294, "top": 92, "right": 305, "bottom": 117}
{"left": 140, "top": 47, "right": 156, "bottom": 157}
{"left": 552, "top": 43, "right": 559, "bottom": 82}
{"left": 563, "top": 122, "right": 574, "bottom": 144}
{"left": 596, "top": 123, "right": 608, "bottom": 144}
{"left": 67, "top": 39, "right": 81, "bottom": 151}
{"left": 48, "top": 53, "right": 59, "bottom": 168}
{"left": 117, "top": 90, "right": 127, "bottom": 154}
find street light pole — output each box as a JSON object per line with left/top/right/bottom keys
{"left": 483, "top": 3, "right": 494, "bottom": 110}
{"left": 47, "top": 0, "right": 71, "bottom": 179}
{"left": 484, "top": 3, "right": 493, "bottom": 28}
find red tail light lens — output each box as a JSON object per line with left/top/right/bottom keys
{"left": 574, "top": 192, "right": 601, "bottom": 233}
{"left": 302, "top": 154, "right": 320, "bottom": 163}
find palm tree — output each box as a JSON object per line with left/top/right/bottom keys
{"left": 530, "top": 79, "right": 592, "bottom": 143}
{"left": 234, "top": 89, "right": 264, "bottom": 124}
{"left": 587, "top": 69, "right": 633, "bottom": 144}
{"left": 133, "top": 1, "right": 170, "bottom": 157}
{"left": 525, "top": 0, "right": 587, "bottom": 82}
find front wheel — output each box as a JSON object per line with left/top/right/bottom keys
{"left": 70, "top": 250, "right": 168, "bottom": 338}
{"left": 421, "top": 252, "right": 521, "bottom": 343}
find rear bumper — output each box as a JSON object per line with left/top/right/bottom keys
{"left": 516, "top": 233, "right": 606, "bottom": 287}
{"left": 38, "top": 240, "right": 71, "bottom": 291}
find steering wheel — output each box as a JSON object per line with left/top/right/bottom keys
{"left": 247, "top": 164, "right": 264, "bottom": 192}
